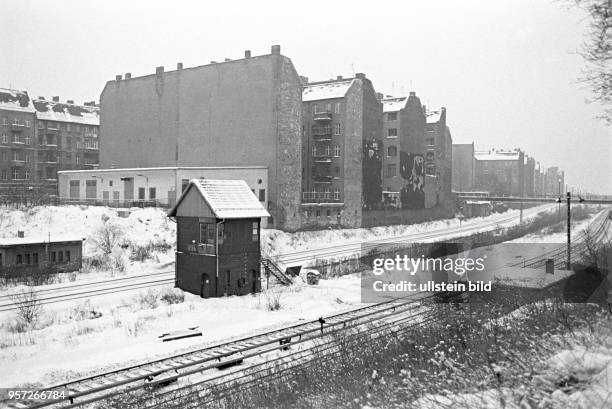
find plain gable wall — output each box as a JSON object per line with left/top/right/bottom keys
{"left": 99, "top": 51, "right": 302, "bottom": 230}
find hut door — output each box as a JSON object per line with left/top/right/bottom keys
{"left": 123, "top": 178, "right": 134, "bottom": 202}
{"left": 200, "top": 273, "right": 211, "bottom": 298}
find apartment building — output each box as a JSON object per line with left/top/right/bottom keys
{"left": 380, "top": 92, "right": 426, "bottom": 209}
{"left": 99, "top": 45, "right": 302, "bottom": 231}
{"left": 474, "top": 148, "right": 526, "bottom": 196}
{"left": 301, "top": 74, "right": 383, "bottom": 228}
{"left": 0, "top": 88, "right": 99, "bottom": 200}
{"left": 424, "top": 108, "right": 453, "bottom": 206}
{"left": 451, "top": 142, "right": 475, "bottom": 192}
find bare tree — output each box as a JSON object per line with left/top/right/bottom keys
{"left": 10, "top": 288, "right": 43, "bottom": 328}
{"left": 93, "top": 221, "right": 123, "bottom": 254}
{"left": 570, "top": 0, "right": 612, "bottom": 123}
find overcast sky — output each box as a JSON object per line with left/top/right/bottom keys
{"left": 1, "top": 0, "right": 610, "bottom": 193}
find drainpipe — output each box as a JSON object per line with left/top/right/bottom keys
{"left": 216, "top": 219, "right": 224, "bottom": 295}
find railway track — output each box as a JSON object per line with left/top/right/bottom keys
{"left": 277, "top": 203, "right": 556, "bottom": 266}
{"left": 0, "top": 272, "right": 175, "bottom": 313}
{"left": 2, "top": 292, "right": 438, "bottom": 409}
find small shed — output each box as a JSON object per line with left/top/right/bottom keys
{"left": 167, "top": 179, "right": 270, "bottom": 298}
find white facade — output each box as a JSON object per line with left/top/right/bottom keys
{"left": 57, "top": 166, "right": 269, "bottom": 226}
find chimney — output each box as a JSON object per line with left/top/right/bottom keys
{"left": 375, "top": 92, "right": 383, "bottom": 101}
{"left": 271, "top": 45, "right": 281, "bottom": 55}
{"left": 67, "top": 100, "right": 74, "bottom": 104}
{"left": 115, "top": 74, "right": 122, "bottom": 81}
{"left": 17, "top": 231, "right": 24, "bottom": 238}
{"left": 299, "top": 76, "right": 309, "bottom": 85}
{"left": 125, "top": 73, "right": 131, "bottom": 79}
{"left": 409, "top": 91, "right": 416, "bottom": 97}
{"left": 52, "top": 96, "right": 59, "bottom": 102}
{"left": 177, "top": 62, "right": 183, "bottom": 70}
{"left": 210, "top": 61, "right": 217, "bottom": 64}
{"left": 355, "top": 73, "right": 365, "bottom": 79}
{"left": 38, "top": 96, "right": 45, "bottom": 100}
{"left": 336, "top": 75, "right": 343, "bottom": 80}
{"left": 156, "top": 66, "right": 164, "bottom": 75}
{"left": 244, "top": 50, "right": 251, "bottom": 58}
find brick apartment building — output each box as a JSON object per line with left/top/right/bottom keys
{"left": 451, "top": 142, "right": 475, "bottom": 192}
{"left": 99, "top": 45, "right": 302, "bottom": 231}
{"left": 545, "top": 166, "right": 565, "bottom": 197}
{"left": 300, "top": 74, "right": 382, "bottom": 228}
{"left": 474, "top": 148, "right": 526, "bottom": 196}
{"left": 425, "top": 107, "right": 452, "bottom": 206}
{"left": 380, "top": 93, "right": 426, "bottom": 209}
{"left": 0, "top": 88, "right": 99, "bottom": 201}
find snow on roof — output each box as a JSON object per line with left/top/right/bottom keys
{"left": 382, "top": 97, "right": 407, "bottom": 113}
{"left": 0, "top": 234, "right": 85, "bottom": 247}
{"left": 475, "top": 149, "right": 521, "bottom": 161}
{"left": 0, "top": 88, "right": 35, "bottom": 113}
{"left": 169, "top": 179, "right": 270, "bottom": 219}
{"left": 33, "top": 99, "right": 99, "bottom": 126}
{"left": 426, "top": 109, "right": 442, "bottom": 124}
{"left": 302, "top": 79, "right": 354, "bottom": 102}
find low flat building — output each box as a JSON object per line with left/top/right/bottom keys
{"left": 0, "top": 234, "right": 84, "bottom": 280}
{"left": 57, "top": 166, "right": 269, "bottom": 226}
{"left": 167, "top": 179, "right": 270, "bottom": 298}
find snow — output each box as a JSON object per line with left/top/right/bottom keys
{"left": 0, "top": 274, "right": 363, "bottom": 387}
{"left": 302, "top": 79, "right": 354, "bottom": 102}
{"left": 475, "top": 149, "right": 521, "bottom": 161}
{"left": 0, "top": 88, "right": 35, "bottom": 113}
{"left": 382, "top": 97, "right": 407, "bottom": 113}
{"left": 169, "top": 179, "right": 270, "bottom": 219}
{"left": 0, "top": 235, "right": 84, "bottom": 246}
{"left": 425, "top": 109, "right": 442, "bottom": 124}
{"left": 33, "top": 99, "right": 99, "bottom": 126}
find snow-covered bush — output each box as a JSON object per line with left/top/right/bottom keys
{"left": 92, "top": 221, "right": 124, "bottom": 255}
{"left": 263, "top": 288, "right": 283, "bottom": 311}
{"left": 160, "top": 288, "right": 185, "bottom": 305}
{"left": 67, "top": 300, "right": 103, "bottom": 321}
{"left": 136, "top": 289, "right": 160, "bottom": 310}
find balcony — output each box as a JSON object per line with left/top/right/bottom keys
{"left": 312, "top": 126, "right": 332, "bottom": 141}
{"left": 312, "top": 175, "right": 333, "bottom": 183}
{"left": 45, "top": 127, "right": 59, "bottom": 134}
{"left": 11, "top": 123, "right": 25, "bottom": 131}
{"left": 302, "top": 191, "right": 341, "bottom": 203}
{"left": 313, "top": 154, "right": 333, "bottom": 163}
{"left": 10, "top": 159, "right": 25, "bottom": 166}
{"left": 39, "top": 143, "right": 58, "bottom": 149}
{"left": 313, "top": 112, "right": 333, "bottom": 121}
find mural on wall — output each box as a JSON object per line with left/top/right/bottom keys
{"left": 363, "top": 140, "right": 382, "bottom": 208}
{"left": 400, "top": 151, "right": 425, "bottom": 209}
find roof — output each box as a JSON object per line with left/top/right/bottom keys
{"left": 58, "top": 165, "right": 267, "bottom": 174}
{"left": 302, "top": 79, "right": 354, "bottom": 102}
{"left": 0, "top": 88, "right": 35, "bottom": 113}
{"left": 33, "top": 99, "right": 99, "bottom": 126}
{"left": 168, "top": 179, "right": 270, "bottom": 219}
{"left": 382, "top": 97, "right": 408, "bottom": 113}
{"left": 426, "top": 109, "right": 442, "bottom": 124}
{"left": 475, "top": 149, "right": 521, "bottom": 161}
{"left": 0, "top": 234, "right": 85, "bottom": 247}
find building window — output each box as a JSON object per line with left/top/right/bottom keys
{"left": 25, "top": 120, "right": 30, "bottom": 128}
{"left": 1, "top": 170, "right": 6, "bottom": 180}
{"left": 12, "top": 134, "right": 19, "bottom": 143}
{"left": 334, "top": 123, "right": 341, "bottom": 135}
{"left": 1, "top": 134, "right": 6, "bottom": 143}
{"left": 1, "top": 151, "right": 6, "bottom": 161}
{"left": 76, "top": 156, "right": 80, "bottom": 165}
{"left": 65, "top": 251, "right": 70, "bottom": 262}
{"left": 198, "top": 222, "right": 216, "bottom": 255}
{"left": 16, "top": 254, "right": 23, "bottom": 264}
{"left": 312, "top": 104, "right": 318, "bottom": 114}
{"left": 333, "top": 187, "right": 340, "bottom": 200}
{"left": 51, "top": 252, "right": 56, "bottom": 262}
{"left": 109, "top": 180, "right": 113, "bottom": 187}
{"left": 1, "top": 117, "right": 6, "bottom": 125}
{"left": 66, "top": 136, "right": 72, "bottom": 148}
{"left": 24, "top": 169, "right": 30, "bottom": 179}
{"left": 149, "top": 187, "right": 156, "bottom": 200}
{"left": 24, "top": 135, "right": 30, "bottom": 145}
{"left": 12, "top": 168, "right": 19, "bottom": 180}
{"left": 388, "top": 128, "right": 398, "bottom": 137}
{"left": 25, "top": 153, "right": 30, "bottom": 162}
{"left": 312, "top": 145, "right": 317, "bottom": 157}
{"left": 258, "top": 188, "right": 265, "bottom": 202}
{"left": 325, "top": 103, "right": 331, "bottom": 112}
{"left": 252, "top": 221, "right": 259, "bottom": 242}
{"left": 33, "top": 253, "right": 38, "bottom": 264}
{"left": 387, "top": 112, "right": 398, "bottom": 121}
{"left": 12, "top": 151, "right": 19, "bottom": 161}
{"left": 426, "top": 165, "right": 436, "bottom": 176}
{"left": 138, "top": 187, "right": 145, "bottom": 200}
{"left": 334, "top": 102, "right": 341, "bottom": 114}
{"left": 385, "top": 164, "right": 397, "bottom": 177}
{"left": 38, "top": 121, "right": 44, "bottom": 129}
{"left": 426, "top": 137, "right": 435, "bottom": 146}
{"left": 387, "top": 146, "right": 397, "bottom": 157}
{"left": 334, "top": 144, "right": 340, "bottom": 157}
{"left": 58, "top": 251, "right": 63, "bottom": 262}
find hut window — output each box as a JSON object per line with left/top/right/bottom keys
{"left": 58, "top": 251, "right": 64, "bottom": 262}
{"left": 198, "top": 223, "right": 216, "bottom": 255}
{"left": 218, "top": 224, "right": 224, "bottom": 246}
{"left": 25, "top": 254, "right": 31, "bottom": 265}
{"left": 66, "top": 251, "right": 70, "bottom": 262}
{"left": 17, "top": 254, "right": 23, "bottom": 264}
{"left": 252, "top": 222, "right": 259, "bottom": 242}
{"left": 33, "top": 253, "right": 38, "bottom": 264}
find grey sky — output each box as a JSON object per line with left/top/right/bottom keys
{"left": 1, "top": 0, "right": 610, "bottom": 193}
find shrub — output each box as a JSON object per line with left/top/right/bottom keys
{"left": 9, "top": 288, "right": 43, "bottom": 329}
{"left": 92, "top": 221, "right": 123, "bottom": 254}
{"left": 137, "top": 289, "right": 159, "bottom": 310}
{"left": 263, "top": 288, "right": 283, "bottom": 311}
{"left": 160, "top": 288, "right": 185, "bottom": 305}
{"left": 68, "top": 300, "right": 103, "bottom": 321}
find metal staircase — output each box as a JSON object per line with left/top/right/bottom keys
{"left": 261, "top": 258, "right": 293, "bottom": 286}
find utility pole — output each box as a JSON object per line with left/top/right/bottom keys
{"left": 566, "top": 191, "right": 571, "bottom": 270}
